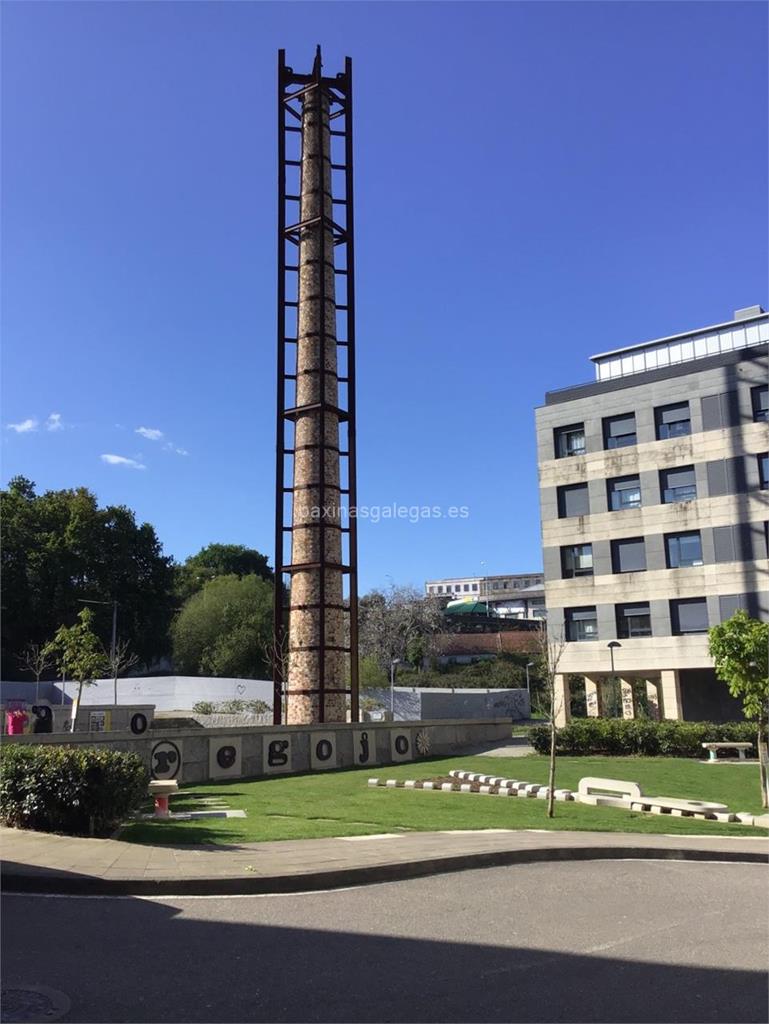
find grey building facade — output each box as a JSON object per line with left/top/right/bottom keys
{"left": 535, "top": 306, "right": 768, "bottom": 724}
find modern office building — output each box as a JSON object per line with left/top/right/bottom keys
{"left": 425, "top": 573, "right": 546, "bottom": 619}
{"left": 535, "top": 305, "right": 768, "bottom": 724}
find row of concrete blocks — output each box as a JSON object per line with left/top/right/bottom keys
{"left": 367, "top": 770, "right": 769, "bottom": 828}
{"left": 366, "top": 771, "right": 575, "bottom": 802}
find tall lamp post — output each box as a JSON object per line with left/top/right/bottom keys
{"left": 525, "top": 662, "right": 534, "bottom": 693}
{"left": 390, "top": 658, "right": 401, "bottom": 719}
{"left": 608, "top": 641, "right": 621, "bottom": 717}
{"left": 78, "top": 598, "right": 118, "bottom": 702}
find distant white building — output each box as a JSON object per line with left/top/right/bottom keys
{"left": 425, "top": 573, "right": 546, "bottom": 619}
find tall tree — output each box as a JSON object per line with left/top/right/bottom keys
{"left": 1, "top": 477, "right": 175, "bottom": 675}
{"left": 172, "top": 574, "right": 273, "bottom": 679}
{"left": 709, "top": 610, "right": 769, "bottom": 808}
{"left": 175, "top": 543, "right": 272, "bottom": 603}
{"left": 44, "top": 608, "right": 108, "bottom": 710}
{"left": 359, "top": 585, "right": 444, "bottom": 675}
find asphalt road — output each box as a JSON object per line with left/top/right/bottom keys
{"left": 2, "top": 860, "right": 767, "bottom": 1023}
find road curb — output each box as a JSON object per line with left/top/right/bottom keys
{"left": 2, "top": 842, "right": 766, "bottom": 897}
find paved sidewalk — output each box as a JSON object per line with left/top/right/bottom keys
{"left": 2, "top": 825, "right": 766, "bottom": 896}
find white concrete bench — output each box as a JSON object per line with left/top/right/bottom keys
{"left": 577, "top": 777, "right": 643, "bottom": 808}
{"left": 577, "top": 776, "right": 729, "bottom": 817}
{"left": 701, "top": 742, "right": 754, "bottom": 762}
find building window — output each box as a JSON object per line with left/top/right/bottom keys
{"left": 554, "top": 424, "right": 586, "bottom": 459}
{"left": 463, "top": 584, "right": 469, "bottom": 592}
{"left": 561, "top": 544, "right": 594, "bottom": 578}
{"left": 660, "top": 466, "right": 697, "bottom": 503}
{"left": 665, "top": 532, "right": 703, "bottom": 568}
{"left": 611, "top": 537, "right": 646, "bottom": 573}
{"left": 557, "top": 483, "right": 590, "bottom": 518}
{"left": 751, "top": 386, "right": 768, "bottom": 423}
{"left": 607, "top": 475, "right": 642, "bottom": 511}
{"left": 603, "top": 413, "right": 637, "bottom": 450}
{"left": 472, "top": 583, "right": 478, "bottom": 591}
{"left": 670, "top": 597, "right": 708, "bottom": 635}
{"left": 655, "top": 402, "right": 691, "bottom": 440}
{"left": 565, "top": 607, "right": 598, "bottom": 642}
{"left": 616, "top": 602, "right": 652, "bottom": 639}
{"left": 719, "top": 594, "right": 747, "bottom": 621}
{"left": 759, "top": 453, "right": 769, "bottom": 490}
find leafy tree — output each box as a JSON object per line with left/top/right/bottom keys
{"left": 175, "top": 544, "right": 272, "bottom": 603}
{"left": 1, "top": 477, "right": 175, "bottom": 676}
{"left": 44, "top": 609, "right": 108, "bottom": 710}
{"left": 172, "top": 574, "right": 273, "bottom": 678}
{"left": 709, "top": 610, "right": 769, "bottom": 807}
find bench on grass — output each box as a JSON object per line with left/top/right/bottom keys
{"left": 577, "top": 776, "right": 729, "bottom": 818}
{"left": 701, "top": 742, "right": 754, "bottom": 762}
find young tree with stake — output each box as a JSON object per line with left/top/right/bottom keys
{"left": 44, "top": 609, "right": 108, "bottom": 718}
{"left": 535, "top": 621, "right": 568, "bottom": 819}
{"left": 16, "top": 643, "right": 54, "bottom": 702}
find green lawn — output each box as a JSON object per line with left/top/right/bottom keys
{"left": 119, "top": 755, "right": 769, "bottom": 846}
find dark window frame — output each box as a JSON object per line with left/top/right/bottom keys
{"left": 670, "top": 597, "right": 709, "bottom": 635}
{"left": 603, "top": 413, "right": 638, "bottom": 450}
{"left": 759, "top": 453, "right": 769, "bottom": 490}
{"left": 655, "top": 402, "right": 691, "bottom": 440}
{"left": 607, "top": 475, "right": 642, "bottom": 511}
{"left": 561, "top": 544, "right": 594, "bottom": 579}
{"left": 615, "top": 602, "right": 652, "bottom": 639}
{"left": 660, "top": 465, "right": 697, "bottom": 504}
{"left": 554, "top": 423, "right": 586, "bottom": 459}
{"left": 611, "top": 537, "right": 647, "bottom": 574}
{"left": 557, "top": 483, "right": 590, "bottom": 518}
{"left": 665, "top": 531, "right": 703, "bottom": 569}
{"left": 751, "top": 385, "right": 768, "bottom": 423}
{"left": 565, "top": 606, "right": 599, "bottom": 642}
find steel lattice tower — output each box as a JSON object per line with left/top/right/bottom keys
{"left": 273, "top": 47, "right": 359, "bottom": 725}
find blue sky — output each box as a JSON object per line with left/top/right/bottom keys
{"left": 2, "top": 1, "right": 767, "bottom": 593}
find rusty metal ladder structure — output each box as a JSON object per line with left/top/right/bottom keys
{"left": 273, "top": 47, "right": 359, "bottom": 725}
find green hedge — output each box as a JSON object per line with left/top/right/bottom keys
{"left": 529, "top": 719, "right": 760, "bottom": 758}
{"left": 0, "top": 745, "right": 148, "bottom": 837}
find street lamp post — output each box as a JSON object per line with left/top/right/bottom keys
{"left": 608, "top": 641, "right": 622, "bottom": 717}
{"left": 525, "top": 662, "right": 534, "bottom": 693}
{"left": 79, "top": 598, "right": 118, "bottom": 702}
{"left": 390, "top": 658, "right": 401, "bottom": 719}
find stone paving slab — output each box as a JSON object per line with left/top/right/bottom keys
{"left": 2, "top": 824, "right": 766, "bottom": 896}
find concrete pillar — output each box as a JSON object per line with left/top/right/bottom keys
{"left": 645, "top": 679, "right": 661, "bottom": 721}
{"left": 286, "top": 78, "right": 346, "bottom": 725}
{"left": 554, "top": 674, "right": 571, "bottom": 727}
{"left": 584, "top": 676, "right": 603, "bottom": 718}
{"left": 619, "top": 678, "right": 636, "bottom": 720}
{"left": 659, "top": 670, "right": 683, "bottom": 721}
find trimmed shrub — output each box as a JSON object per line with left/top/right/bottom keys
{"left": 0, "top": 745, "right": 148, "bottom": 837}
{"left": 530, "top": 719, "right": 759, "bottom": 758}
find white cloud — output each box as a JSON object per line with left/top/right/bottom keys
{"left": 136, "top": 426, "right": 164, "bottom": 441}
{"left": 6, "top": 418, "right": 39, "bottom": 433}
{"left": 46, "top": 412, "right": 64, "bottom": 432}
{"left": 163, "top": 442, "right": 189, "bottom": 456}
{"left": 100, "top": 454, "right": 146, "bottom": 470}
